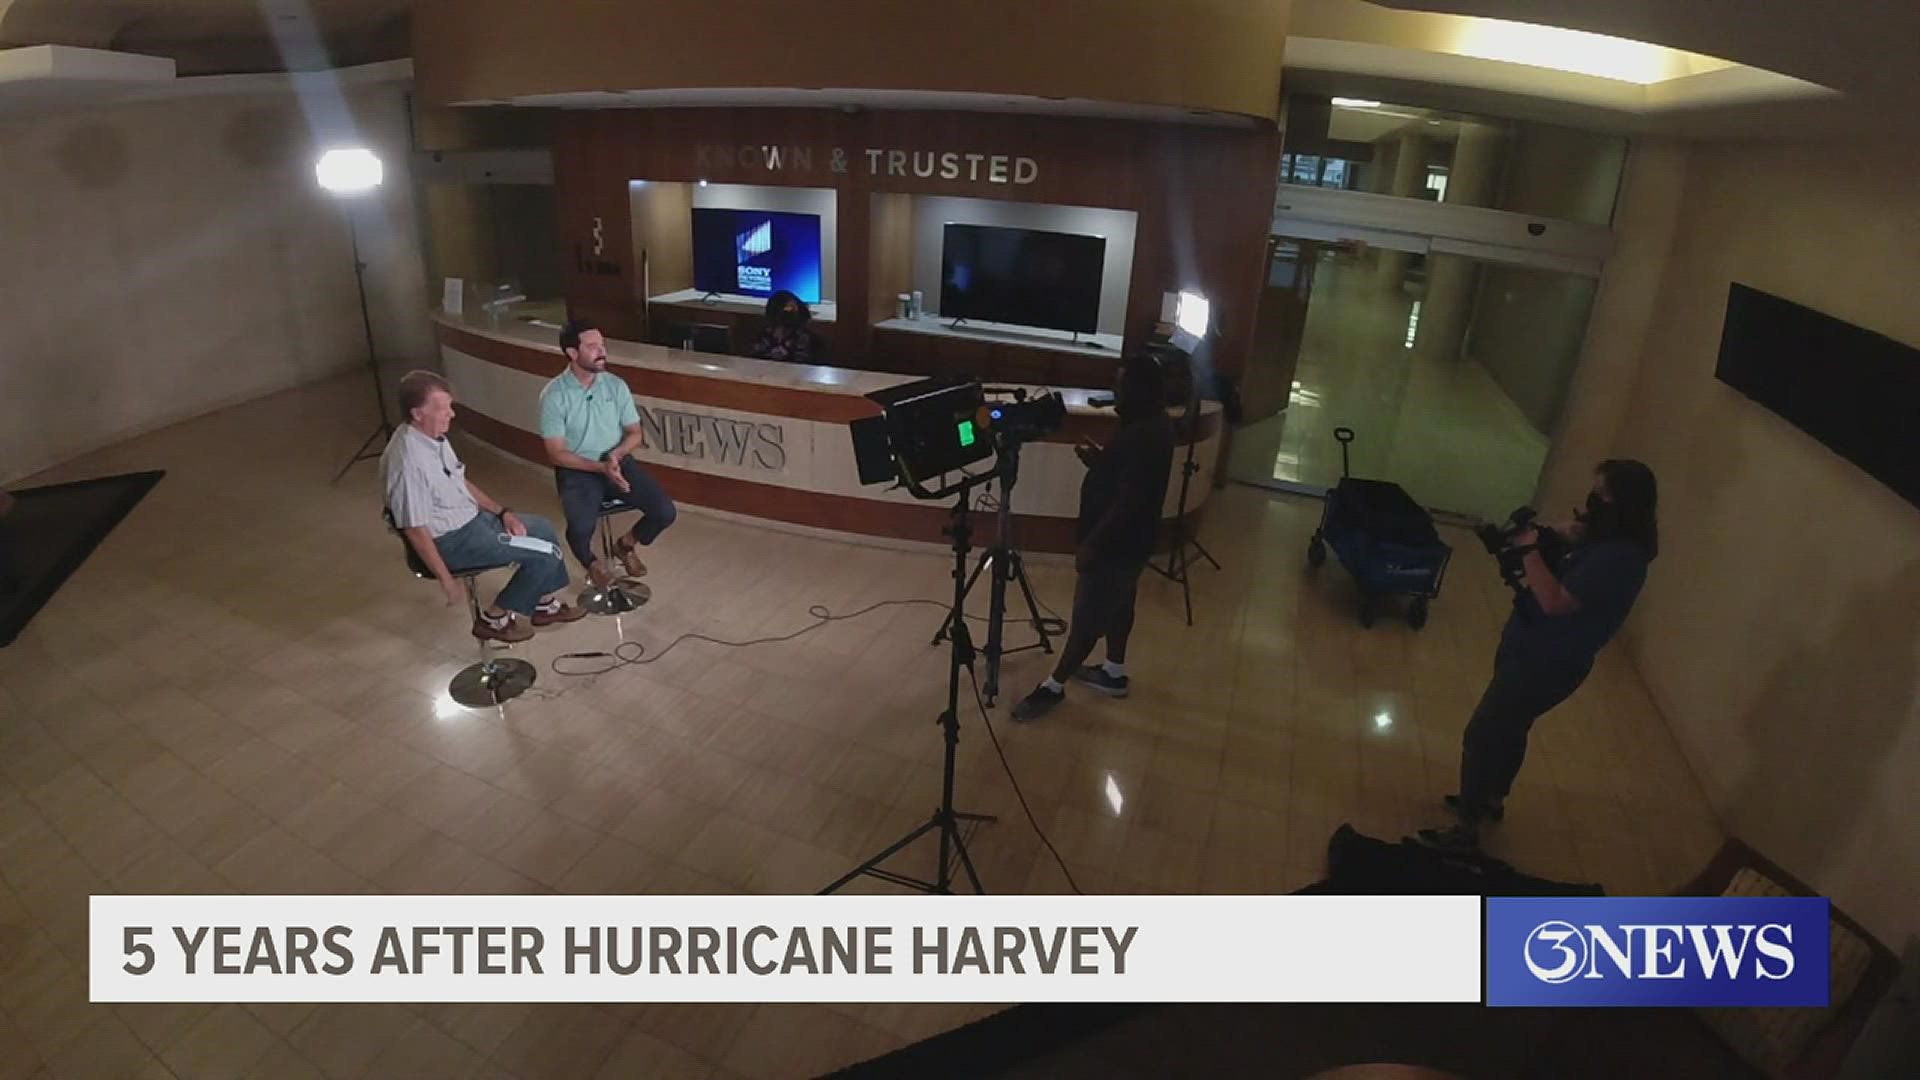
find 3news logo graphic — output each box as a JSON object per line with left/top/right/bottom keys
{"left": 1485, "top": 897, "right": 1830, "bottom": 1007}
{"left": 735, "top": 218, "right": 775, "bottom": 293}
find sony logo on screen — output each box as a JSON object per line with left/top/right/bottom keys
{"left": 635, "top": 405, "right": 786, "bottom": 472}
{"left": 694, "top": 144, "right": 1039, "bottom": 185}
{"left": 1524, "top": 921, "right": 1796, "bottom": 985}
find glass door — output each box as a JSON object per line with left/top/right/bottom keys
{"left": 1228, "top": 234, "right": 1599, "bottom": 523}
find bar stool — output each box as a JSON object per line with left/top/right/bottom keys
{"left": 384, "top": 510, "right": 536, "bottom": 708}
{"left": 582, "top": 497, "right": 653, "bottom": 615}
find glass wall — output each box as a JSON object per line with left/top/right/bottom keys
{"left": 1228, "top": 237, "right": 1598, "bottom": 522}
{"left": 1280, "top": 95, "right": 1629, "bottom": 226}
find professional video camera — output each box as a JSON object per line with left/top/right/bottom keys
{"left": 1476, "top": 506, "right": 1570, "bottom": 589}
{"left": 848, "top": 377, "right": 1065, "bottom": 492}
{"left": 981, "top": 388, "right": 1067, "bottom": 446}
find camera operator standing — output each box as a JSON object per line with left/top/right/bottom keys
{"left": 1420, "top": 459, "right": 1660, "bottom": 853}
{"left": 1011, "top": 355, "right": 1175, "bottom": 722}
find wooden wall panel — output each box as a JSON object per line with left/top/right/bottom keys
{"left": 554, "top": 108, "right": 1281, "bottom": 381}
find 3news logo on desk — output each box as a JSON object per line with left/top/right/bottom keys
{"left": 1484, "top": 897, "right": 1830, "bottom": 1007}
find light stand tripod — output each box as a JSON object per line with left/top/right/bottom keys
{"left": 1149, "top": 359, "right": 1221, "bottom": 627}
{"left": 930, "top": 436, "right": 1058, "bottom": 706}
{"left": 822, "top": 482, "right": 998, "bottom": 895}
{"left": 331, "top": 209, "right": 391, "bottom": 482}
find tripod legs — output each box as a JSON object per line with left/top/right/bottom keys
{"left": 1152, "top": 451, "right": 1220, "bottom": 626}
{"left": 933, "top": 545, "right": 1055, "bottom": 705}
{"left": 816, "top": 802, "right": 994, "bottom": 895}
{"left": 332, "top": 422, "right": 390, "bottom": 483}
{"left": 825, "top": 493, "right": 997, "bottom": 895}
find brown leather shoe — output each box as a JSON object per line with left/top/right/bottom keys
{"left": 614, "top": 537, "right": 649, "bottom": 578}
{"left": 532, "top": 602, "right": 586, "bottom": 627}
{"left": 472, "top": 615, "right": 533, "bottom": 643}
{"left": 588, "top": 559, "right": 618, "bottom": 589}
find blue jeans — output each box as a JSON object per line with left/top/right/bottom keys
{"left": 434, "top": 511, "right": 569, "bottom": 616}
{"left": 554, "top": 459, "right": 677, "bottom": 569}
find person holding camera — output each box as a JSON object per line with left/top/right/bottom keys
{"left": 1010, "top": 355, "right": 1174, "bottom": 722}
{"left": 1419, "top": 459, "right": 1659, "bottom": 853}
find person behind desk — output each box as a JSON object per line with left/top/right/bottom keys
{"left": 1010, "top": 354, "right": 1176, "bottom": 722}
{"left": 541, "top": 319, "right": 678, "bottom": 589}
{"left": 382, "top": 371, "right": 583, "bottom": 643}
{"left": 747, "top": 290, "right": 818, "bottom": 363}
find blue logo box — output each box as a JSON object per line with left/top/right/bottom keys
{"left": 1486, "top": 896, "right": 1830, "bottom": 1007}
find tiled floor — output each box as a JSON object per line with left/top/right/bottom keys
{"left": 1228, "top": 251, "right": 1562, "bottom": 522}
{"left": 0, "top": 373, "right": 1723, "bottom": 1079}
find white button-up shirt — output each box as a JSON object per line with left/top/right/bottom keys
{"left": 382, "top": 424, "right": 480, "bottom": 538}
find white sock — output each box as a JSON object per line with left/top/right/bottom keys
{"left": 481, "top": 610, "right": 511, "bottom": 628}
{"left": 1102, "top": 660, "right": 1127, "bottom": 678}
{"left": 1040, "top": 677, "right": 1064, "bottom": 693}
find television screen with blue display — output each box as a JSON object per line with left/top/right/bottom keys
{"left": 691, "top": 208, "right": 822, "bottom": 303}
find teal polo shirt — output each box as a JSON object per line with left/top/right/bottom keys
{"left": 538, "top": 369, "right": 639, "bottom": 460}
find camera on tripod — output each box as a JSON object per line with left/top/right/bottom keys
{"left": 827, "top": 374, "right": 1066, "bottom": 896}
{"left": 848, "top": 375, "right": 1064, "bottom": 491}
{"left": 1475, "top": 506, "right": 1569, "bottom": 588}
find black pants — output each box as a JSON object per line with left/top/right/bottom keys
{"left": 1458, "top": 654, "right": 1589, "bottom": 818}
{"left": 1052, "top": 558, "right": 1146, "bottom": 682}
{"left": 554, "top": 459, "right": 677, "bottom": 569}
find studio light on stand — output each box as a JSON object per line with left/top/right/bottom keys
{"left": 1149, "top": 289, "right": 1223, "bottom": 626}
{"left": 318, "top": 147, "right": 390, "bottom": 483}
{"left": 824, "top": 376, "right": 1064, "bottom": 895}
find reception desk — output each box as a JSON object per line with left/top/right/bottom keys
{"left": 434, "top": 312, "right": 1219, "bottom": 554}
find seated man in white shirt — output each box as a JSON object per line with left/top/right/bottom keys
{"left": 381, "top": 370, "right": 584, "bottom": 643}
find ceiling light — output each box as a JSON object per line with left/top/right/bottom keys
{"left": 1449, "top": 18, "right": 1703, "bottom": 84}
{"left": 1332, "top": 97, "right": 1382, "bottom": 109}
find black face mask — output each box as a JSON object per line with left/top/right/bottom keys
{"left": 1578, "top": 492, "right": 1619, "bottom": 536}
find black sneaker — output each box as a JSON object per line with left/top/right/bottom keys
{"left": 1010, "top": 684, "right": 1065, "bottom": 722}
{"left": 1415, "top": 824, "right": 1481, "bottom": 856}
{"left": 1071, "top": 666, "right": 1130, "bottom": 698}
{"left": 1443, "top": 794, "right": 1505, "bottom": 822}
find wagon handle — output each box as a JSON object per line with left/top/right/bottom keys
{"left": 1333, "top": 426, "right": 1355, "bottom": 478}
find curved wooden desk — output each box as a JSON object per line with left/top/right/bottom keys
{"left": 434, "top": 313, "right": 1219, "bottom": 554}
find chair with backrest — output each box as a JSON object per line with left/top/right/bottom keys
{"left": 382, "top": 508, "right": 536, "bottom": 707}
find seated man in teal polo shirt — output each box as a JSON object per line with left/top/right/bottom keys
{"left": 540, "top": 319, "right": 678, "bottom": 588}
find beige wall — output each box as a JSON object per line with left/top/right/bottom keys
{"left": 1596, "top": 138, "right": 1920, "bottom": 944}
{"left": 0, "top": 82, "right": 433, "bottom": 485}
{"left": 626, "top": 179, "right": 695, "bottom": 300}
{"left": 413, "top": 0, "right": 1291, "bottom": 121}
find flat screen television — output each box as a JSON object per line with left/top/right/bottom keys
{"left": 1715, "top": 282, "right": 1920, "bottom": 510}
{"left": 691, "top": 208, "right": 822, "bottom": 303}
{"left": 939, "top": 224, "right": 1105, "bottom": 334}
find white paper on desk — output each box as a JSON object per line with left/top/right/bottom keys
{"left": 498, "top": 533, "right": 559, "bottom": 558}
{"left": 442, "top": 277, "right": 464, "bottom": 315}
